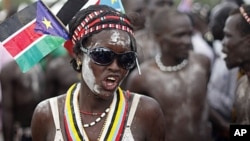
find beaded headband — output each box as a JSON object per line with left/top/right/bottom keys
{"left": 240, "top": 6, "right": 250, "bottom": 25}
{"left": 72, "top": 10, "right": 133, "bottom": 44}
{"left": 64, "top": 9, "right": 141, "bottom": 75}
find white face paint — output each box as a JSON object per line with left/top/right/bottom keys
{"left": 81, "top": 55, "right": 101, "bottom": 94}
{"left": 81, "top": 30, "right": 132, "bottom": 95}
{"left": 109, "top": 30, "right": 130, "bottom": 47}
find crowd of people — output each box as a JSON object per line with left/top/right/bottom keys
{"left": 1, "top": 0, "right": 250, "bottom": 140}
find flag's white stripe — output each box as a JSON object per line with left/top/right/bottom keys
{"left": 13, "top": 35, "right": 47, "bottom": 59}
{"left": 81, "top": 0, "right": 99, "bottom": 10}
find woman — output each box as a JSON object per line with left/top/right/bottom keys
{"left": 31, "top": 5, "right": 165, "bottom": 141}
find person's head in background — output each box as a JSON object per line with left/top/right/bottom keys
{"left": 189, "top": 2, "right": 211, "bottom": 36}
{"left": 223, "top": 0, "right": 244, "bottom": 6}
{"left": 146, "top": 0, "right": 174, "bottom": 18}
{"left": 209, "top": 1, "right": 238, "bottom": 41}
{"left": 122, "top": 0, "right": 174, "bottom": 31}
{"left": 151, "top": 7, "right": 193, "bottom": 62}
{"left": 222, "top": 4, "right": 250, "bottom": 70}
{"left": 122, "top": 0, "right": 147, "bottom": 30}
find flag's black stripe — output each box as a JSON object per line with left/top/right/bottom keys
{"left": 56, "top": 0, "right": 88, "bottom": 26}
{"left": 0, "top": 2, "right": 37, "bottom": 42}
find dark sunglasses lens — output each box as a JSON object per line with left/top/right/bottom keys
{"left": 118, "top": 52, "right": 136, "bottom": 70}
{"left": 90, "top": 48, "right": 115, "bottom": 65}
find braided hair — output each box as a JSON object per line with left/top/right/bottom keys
{"left": 230, "top": 4, "right": 250, "bottom": 36}
{"left": 68, "top": 5, "right": 137, "bottom": 72}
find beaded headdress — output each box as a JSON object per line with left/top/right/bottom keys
{"left": 64, "top": 7, "right": 141, "bottom": 75}
{"left": 64, "top": 9, "right": 134, "bottom": 55}
{"left": 72, "top": 10, "right": 133, "bottom": 44}
{"left": 240, "top": 6, "right": 250, "bottom": 25}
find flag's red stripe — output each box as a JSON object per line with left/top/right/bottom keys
{"left": 3, "top": 22, "right": 42, "bottom": 57}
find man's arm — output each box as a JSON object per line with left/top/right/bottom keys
{"left": 209, "top": 107, "right": 230, "bottom": 139}
{"left": 125, "top": 69, "right": 148, "bottom": 95}
{"left": 1, "top": 62, "right": 15, "bottom": 141}
{"left": 139, "top": 95, "right": 166, "bottom": 141}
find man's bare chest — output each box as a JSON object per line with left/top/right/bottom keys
{"left": 234, "top": 79, "right": 250, "bottom": 123}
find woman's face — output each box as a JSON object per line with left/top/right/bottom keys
{"left": 80, "top": 30, "right": 133, "bottom": 99}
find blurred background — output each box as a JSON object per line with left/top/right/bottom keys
{"left": 2, "top": 0, "right": 250, "bottom": 23}
{"left": 0, "top": 0, "right": 67, "bottom": 22}
{"left": 0, "top": 0, "right": 222, "bottom": 23}
{"left": 1, "top": 0, "right": 250, "bottom": 141}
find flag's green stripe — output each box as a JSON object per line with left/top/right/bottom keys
{"left": 15, "top": 35, "right": 65, "bottom": 72}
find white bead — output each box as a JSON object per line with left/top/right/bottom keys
{"left": 83, "top": 124, "right": 89, "bottom": 128}
{"left": 90, "top": 122, "right": 95, "bottom": 126}
{"left": 96, "top": 117, "right": 101, "bottom": 122}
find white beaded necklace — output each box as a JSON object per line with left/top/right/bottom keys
{"left": 83, "top": 108, "right": 110, "bottom": 128}
{"left": 155, "top": 54, "right": 188, "bottom": 72}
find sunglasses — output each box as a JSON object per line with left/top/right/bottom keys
{"left": 80, "top": 47, "right": 137, "bottom": 70}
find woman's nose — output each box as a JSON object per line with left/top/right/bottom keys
{"left": 108, "top": 58, "right": 120, "bottom": 71}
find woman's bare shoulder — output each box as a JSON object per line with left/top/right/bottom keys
{"left": 31, "top": 95, "right": 67, "bottom": 141}
{"left": 32, "top": 99, "right": 52, "bottom": 125}
{"left": 130, "top": 93, "right": 162, "bottom": 114}
{"left": 32, "top": 95, "right": 66, "bottom": 122}
{"left": 129, "top": 93, "right": 165, "bottom": 140}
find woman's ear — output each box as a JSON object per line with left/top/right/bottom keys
{"left": 75, "top": 48, "right": 84, "bottom": 61}
{"left": 75, "top": 54, "right": 83, "bottom": 71}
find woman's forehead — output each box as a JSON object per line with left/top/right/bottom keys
{"left": 89, "top": 30, "right": 131, "bottom": 47}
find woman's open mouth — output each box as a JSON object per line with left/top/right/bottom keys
{"left": 102, "top": 76, "right": 119, "bottom": 91}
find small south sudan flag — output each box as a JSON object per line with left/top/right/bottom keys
{"left": 0, "top": 0, "right": 69, "bottom": 72}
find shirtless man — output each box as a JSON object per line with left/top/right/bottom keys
{"left": 126, "top": 7, "right": 212, "bottom": 141}
{"left": 0, "top": 61, "right": 46, "bottom": 141}
{"left": 132, "top": 0, "right": 174, "bottom": 63}
{"left": 207, "top": 2, "right": 239, "bottom": 141}
{"left": 122, "top": 0, "right": 147, "bottom": 31}
{"left": 222, "top": 4, "right": 250, "bottom": 124}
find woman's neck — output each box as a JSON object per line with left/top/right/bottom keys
{"left": 78, "top": 83, "right": 113, "bottom": 113}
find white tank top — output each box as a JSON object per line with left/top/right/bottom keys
{"left": 49, "top": 94, "right": 141, "bottom": 141}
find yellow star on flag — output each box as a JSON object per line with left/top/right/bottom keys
{"left": 42, "top": 17, "right": 52, "bottom": 29}
{"left": 111, "top": 0, "right": 117, "bottom": 4}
